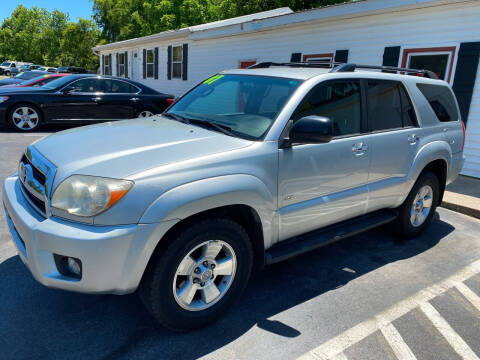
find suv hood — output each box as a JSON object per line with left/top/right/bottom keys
{"left": 33, "top": 117, "right": 253, "bottom": 184}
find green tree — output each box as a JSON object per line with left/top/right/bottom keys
{"left": 0, "top": 5, "right": 100, "bottom": 70}
{"left": 60, "top": 18, "right": 101, "bottom": 70}
{"left": 92, "top": 0, "right": 351, "bottom": 42}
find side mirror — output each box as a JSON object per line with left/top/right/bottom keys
{"left": 287, "top": 115, "right": 333, "bottom": 146}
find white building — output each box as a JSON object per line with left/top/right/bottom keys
{"left": 93, "top": 0, "right": 480, "bottom": 178}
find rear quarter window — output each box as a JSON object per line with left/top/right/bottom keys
{"left": 417, "top": 83, "right": 459, "bottom": 122}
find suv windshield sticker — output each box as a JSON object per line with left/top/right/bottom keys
{"left": 203, "top": 74, "right": 224, "bottom": 85}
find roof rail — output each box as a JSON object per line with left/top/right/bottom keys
{"left": 247, "top": 61, "right": 439, "bottom": 79}
{"left": 248, "top": 61, "right": 342, "bottom": 69}
{"left": 330, "top": 63, "right": 439, "bottom": 79}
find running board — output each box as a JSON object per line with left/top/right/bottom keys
{"left": 265, "top": 209, "right": 398, "bottom": 265}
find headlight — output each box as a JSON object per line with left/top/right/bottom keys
{"left": 0, "top": 96, "right": 9, "bottom": 103}
{"left": 51, "top": 175, "right": 133, "bottom": 217}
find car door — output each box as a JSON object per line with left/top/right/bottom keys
{"left": 278, "top": 80, "right": 371, "bottom": 241}
{"left": 365, "top": 79, "right": 420, "bottom": 211}
{"left": 45, "top": 78, "right": 104, "bottom": 121}
{"left": 98, "top": 79, "right": 140, "bottom": 119}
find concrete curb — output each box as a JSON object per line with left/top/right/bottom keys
{"left": 440, "top": 191, "right": 480, "bottom": 219}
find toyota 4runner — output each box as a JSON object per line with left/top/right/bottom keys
{"left": 2, "top": 62, "right": 465, "bottom": 331}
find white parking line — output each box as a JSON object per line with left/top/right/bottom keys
{"left": 419, "top": 302, "right": 479, "bottom": 360}
{"left": 455, "top": 282, "right": 480, "bottom": 312}
{"left": 379, "top": 323, "right": 417, "bottom": 360}
{"left": 298, "top": 259, "right": 480, "bottom": 360}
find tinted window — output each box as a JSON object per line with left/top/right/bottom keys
{"left": 293, "top": 81, "right": 361, "bottom": 137}
{"left": 417, "top": 83, "right": 458, "bottom": 122}
{"left": 168, "top": 74, "right": 301, "bottom": 139}
{"left": 367, "top": 80, "right": 402, "bottom": 131}
{"left": 70, "top": 78, "right": 103, "bottom": 93}
{"left": 104, "top": 79, "right": 138, "bottom": 93}
{"left": 399, "top": 86, "right": 417, "bottom": 127}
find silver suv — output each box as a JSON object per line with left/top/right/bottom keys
{"left": 3, "top": 62, "right": 465, "bottom": 331}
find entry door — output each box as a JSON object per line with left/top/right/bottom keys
{"left": 278, "top": 80, "right": 370, "bottom": 241}
{"left": 45, "top": 78, "right": 104, "bottom": 121}
{"left": 364, "top": 80, "right": 420, "bottom": 211}
{"left": 130, "top": 50, "right": 139, "bottom": 81}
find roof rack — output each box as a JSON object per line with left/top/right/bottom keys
{"left": 248, "top": 61, "right": 343, "bottom": 69}
{"left": 331, "top": 63, "right": 439, "bottom": 79}
{"left": 247, "top": 61, "right": 439, "bottom": 79}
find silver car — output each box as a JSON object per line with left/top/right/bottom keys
{"left": 2, "top": 62, "right": 465, "bottom": 331}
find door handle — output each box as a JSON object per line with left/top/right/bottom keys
{"left": 92, "top": 97, "right": 102, "bottom": 102}
{"left": 408, "top": 134, "right": 419, "bottom": 145}
{"left": 130, "top": 97, "right": 140, "bottom": 102}
{"left": 352, "top": 142, "right": 368, "bottom": 156}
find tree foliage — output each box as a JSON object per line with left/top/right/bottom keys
{"left": 93, "top": 0, "right": 350, "bottom": 42}
{"left": 0, "top": 5, "right": 100, "bottom": 69}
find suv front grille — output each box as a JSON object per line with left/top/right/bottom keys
{"left": 18, "top": 148, "right": 56, "bottom": 217}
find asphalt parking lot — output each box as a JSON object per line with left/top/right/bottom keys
{"left": 1, "top": 125, "right": 480, "bottom": 360}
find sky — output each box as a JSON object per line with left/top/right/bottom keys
{"left": 0, "top": 0, "right": 94, "bottom": 23}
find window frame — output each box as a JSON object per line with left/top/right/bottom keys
{"left": 171, "top": 45, "right": 183, "bottom": 79}
{"left": 145, "top": 48, "right": 155, "bottom": 79}
{"left": 118, "top": 52, "right": 126, "bottom": 77}
{"left": 302, "top": 53, "right": 334, "bottom": 66}
{"left": 401, "top": 46, "right": 456, "bottom": 83}
{"left": 289, "top": 78, "right": 366, "bottom": 142}
{"left": 364, "top": 79, "right": 419, "bottom": 134}
{"left": 103, "top": 55, "right": 110, "bottom": 76}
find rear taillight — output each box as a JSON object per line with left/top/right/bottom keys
{"left": 461, "top": 120, "right": 466, "bottom": 152}
{"left": 165, "top": 98, "right": 175, "bottom": 105}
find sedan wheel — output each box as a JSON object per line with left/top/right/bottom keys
{"left": 138, "top": 110, "right": 154, "bottom": 118}
{"left": 11, "top": 106, "right": 40, "bottom": 131}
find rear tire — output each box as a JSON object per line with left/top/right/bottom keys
{"left": 139, "top": 218, "right": 253, "bottom": 331}
{"left": 392, "top": 170, "right": 439, "bottom": 239}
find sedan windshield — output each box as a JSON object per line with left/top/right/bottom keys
{"left": 166, "top": 74, "right": 302, "bottom": 140}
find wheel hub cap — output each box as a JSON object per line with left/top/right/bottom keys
{"left": 173, "top": 240, "right": 237, "bottom": 311}
{"left": 410, "top": 185, "right": 433, "bottom": 227}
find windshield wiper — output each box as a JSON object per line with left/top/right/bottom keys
{"left": 187, "top": 118, "right": 234, "bottom": 137}
{"left": 165, "top": 112, "right": 234, "bottom": 137}
{"left": 163, "top": 112, "right": 189, "bottom": 123}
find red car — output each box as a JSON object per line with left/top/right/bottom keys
{"left": 0, "top": 73, "right": 69, "bottom": 88}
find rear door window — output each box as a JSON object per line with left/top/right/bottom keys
{"left": 104, "top": 79, "right": 139, "bottom": 93}
{"left": 417, "top": 83, "right": 459, "bottom": 122}
{"left": 367, "top": 80, "right": 403, "bottom": 131}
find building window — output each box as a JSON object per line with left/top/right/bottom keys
{"left": 303, "top": 53, "right": 334, "bottom": 66}
{"left": 401, "top": 47, "right": 456, "bottom": 82}
{"left": 146, "top": 49, "right": 154, "bottom": 78}
{"left": 172, "top": 46, "right": 183, "bottom": 78}
{"left": 118, "top": 53, "right": 125, "bottom": 77}
{"left": 104, "top": 55, "right": 110, "bottom": 75}
{"left": 239, "top": 60, "right": 257, "bottom": 69}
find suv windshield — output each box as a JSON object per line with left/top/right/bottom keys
{"left": 167, "top": 74, "right": 302, "bottom": 140}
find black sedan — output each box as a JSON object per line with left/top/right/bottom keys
{"left": 0, "top": 71, "right": 50, "bottom": 86}
{"left": 0, "top": 75, "right": 174, "bottom": 131}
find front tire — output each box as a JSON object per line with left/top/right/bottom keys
{"left": 8, "top": 104, "right": 42, "bottom": 131}
{"left": 392, "top": 170, "right": 439, "bottom": 239}
{"left": 140, "top": 218, "right": 253, "bottom": 331}
{"left": 4, "top": 70, "right": 10, "bottom": 76}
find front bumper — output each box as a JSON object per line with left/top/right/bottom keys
{"left": 3, "top": 174, "right": 176, "bottom": 295}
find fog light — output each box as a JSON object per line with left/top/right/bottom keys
{"left": 53, "top": 254, "right": 82, "bottom": 279}
{"left": 67, "top": 257, "right": 81, "bottom": 276}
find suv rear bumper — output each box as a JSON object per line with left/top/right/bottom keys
{"left": 3, "top": 174, "right": 176, "bottom": 295}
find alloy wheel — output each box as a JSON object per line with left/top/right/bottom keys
{"left": 138, "top": 110, "right": 154, "bottom": 118}
{"left": 12, "top": 107, "right": 39, "bottom": 130}
{"left": 410, "top": 185, "right": 433, "bottom": 227}
{"left": 173, "top": 240, "right": 237, "bottom": 311}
